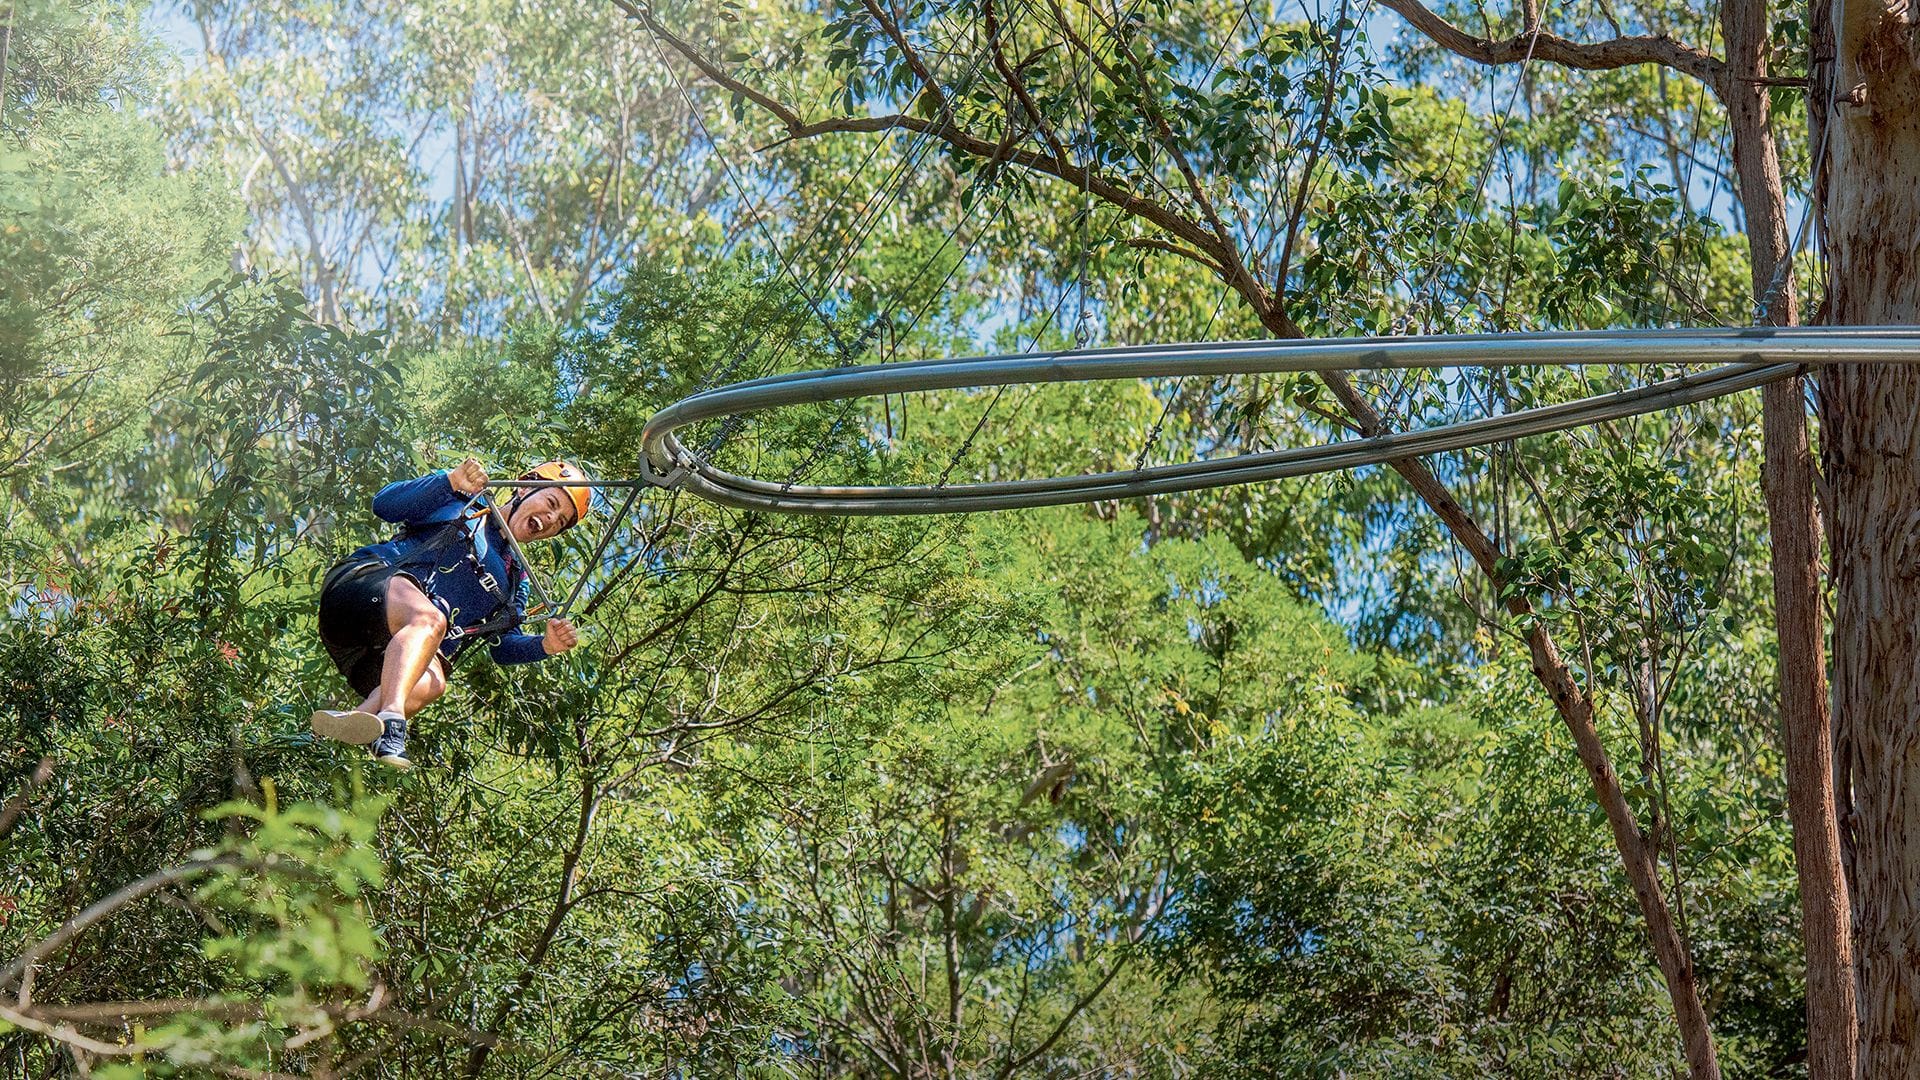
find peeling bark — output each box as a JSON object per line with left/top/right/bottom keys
{"left": 1826, "top": 6, "right": 1920, "bottom": 1074}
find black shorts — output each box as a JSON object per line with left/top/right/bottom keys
{"left": 318, "top": 558, "right": 431, "bottom": 697}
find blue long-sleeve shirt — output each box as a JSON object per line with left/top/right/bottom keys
{"left": 350, "top": 471, "right": 549, "bottom": 667}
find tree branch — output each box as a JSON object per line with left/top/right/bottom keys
{"left": 613, "top": 12, "right": 1728, "bottom": 1072}
{"left": 1121, "top": 236, "right": 1224, "bottom": 274}
{"left": 0, "top": 755, "right": 53, "bottom": 844}
{"left": 859, "top": 0, "right": 955, "bottom": 130}
{"left": 0, "top": 1000, "right": 152, "bottom": 1058}
{"left": 611, "top": 1, "right": 805, "bottom": 128}
{"left": 1378, "top": 0, "right": 1725, "bottom": 88}
{"left": 465, "top": 767, "right": 599, "bottom": 1076}
{"left": 982, "top": 0, "right": 1072, "bottom": 165}
{"left": 0, "top": 856, "right": 244, "bottom": 997}
{"left": 1276, "top": 8, "right": 1354, "bottom": 293}
{"left": 994, "top": 952, "right": 1128, "bottom": 1079}
{"left": 0, "top": 6, "right": 14, "bottom": 121}
{"left": 614, "top": 2, "right": 1232, "bottom": 267}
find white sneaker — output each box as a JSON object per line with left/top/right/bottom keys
{"left": 310, "top": 709, "right": 385, "bottom": 745}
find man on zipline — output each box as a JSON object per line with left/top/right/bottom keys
{"left": 309, "top": 458, "right": 588, "bottom": 769}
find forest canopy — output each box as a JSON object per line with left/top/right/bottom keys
{"left": 0, "top": 0, "right": 1851, "bottom": 1076}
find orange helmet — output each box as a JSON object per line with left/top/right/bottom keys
{"left": 520, "top": 460, "right": 592, "bottom": 530}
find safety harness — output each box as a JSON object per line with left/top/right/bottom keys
{"left": 391, "top": 495, "right": 534, "bottom": 654}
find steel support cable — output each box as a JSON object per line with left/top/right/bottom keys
{"left": 1407, "top": 6, "right": 1542, "bottom": 326}
{"left": 760, "top": 134, "right": 1051, "bottom": 483}
{"left": 738, "top": 13, "right": 990, "bottom": 345}
{"left": 672, "top": 0, "right": 1048, "bottom": 460}
{"left": 783, "top": 172, "right": 1027, "bottom": 487}
{"left": 934, "top": 229, "right": 1112, "bottom": 486}
{"left": 772, "top": 13, "right": 1069, "bottom": 484}
{"left": 755, "top": 36, "right": 989, "bottom": 371}
{"left": 636, "top": 327, "right": 1920, "bottom": 514}
{"left": 633, "top": 2, "right": 981, "bottom": 415}
{"left": 791, "top": 0, "right": 1060, "bottom": 307}
{"left": 1134, "top": 0, "right": 1363, "bottom": 469}
{"left": 933, "top": 0, "right": 1205, "bottom": 484}
{"left": 737, "top": 0, "right": 1052, "bottom": 379}
{"left": 688, "top": 0, "right": 1168, "bottom": 473}
{"left": 786, "top": 0, "right": 1147, "bottom": 487}
{"left": 643, "top": 27, "right": 851, "bottom": 364}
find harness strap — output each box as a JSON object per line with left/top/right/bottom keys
{"left": 394, "top": 498, "right": 528, "bottom": 643}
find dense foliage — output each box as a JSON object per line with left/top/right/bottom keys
{"left": 1, "top": 0, "right": 1817, "bottom": 1076}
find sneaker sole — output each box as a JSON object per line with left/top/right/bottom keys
{"left": 373, "top": 753, "right": 413, "bottom": 772}
{"left": 311, "top": 709, "right": 385, "bottom": 745}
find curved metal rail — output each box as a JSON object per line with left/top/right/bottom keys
{"left": 639, "top": 327, "right": 1920, "bottom": 515}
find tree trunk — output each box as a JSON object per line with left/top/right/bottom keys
{"left": 1721, "top": 1, "right": 1857, "bottom": 1075}
{"left": 1247, "top": 306, "right": 1724, "bottom": 1079}
{"left": 0, "top": 7, "right": 14, "bottom": 120}
{"left": 1768, "top": 379, "right": 1858, "bottom": 1080}
{"left": 1824, "top": 1, "right": 1920, "bottom": 1074}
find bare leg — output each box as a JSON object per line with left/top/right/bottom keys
{"left": 375, "top": 577, "right": 448, "bottom": 718}
{"left": 355, "top": 657, "right": 448, "bottom": 719}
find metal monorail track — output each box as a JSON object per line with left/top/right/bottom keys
{"left": 635, "top": 328, "right": 1920, "bottom": 515}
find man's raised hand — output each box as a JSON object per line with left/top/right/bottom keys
{"left": 543, "top": 618, "right": 579, "bottom": 655}
{"left": 449, "top": 457, "right": 489, "bottom": 496}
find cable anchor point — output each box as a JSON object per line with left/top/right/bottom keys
{"left": 640, "top": 452, "right": 691, "bottom": 489}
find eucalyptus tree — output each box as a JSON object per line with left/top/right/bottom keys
{"left": 1815, "top": 2, "right": 1920, "bottom": 1074}
{"left": 0, "top": 229, "right": 1043, "bottom": 1075}
{"left": 0, "top": 0, "right": 237, "bottom": 486}
{"left": 164, "top": 0, "right": 739, "bottom": 337}
{"left": 0, "top": 1, "right": 1852, "bottom": 1076}
{"left": 608, "top": 0, "right": 1871, "bottom": 1073}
